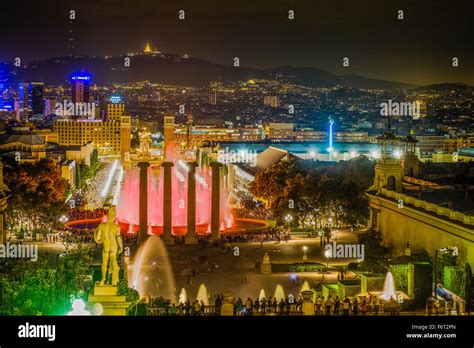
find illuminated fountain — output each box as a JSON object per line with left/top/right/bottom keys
{"left": 299, "top": 280, "right": 311, "bottom": 295}
{"left": 258, "top": 289, "right": 266, "bottom": 301}
{"left": 196, "top": 284, "right": 209, "bottom": 306}
{"left": 179, "top": 288, "right": 187, "bottom": 304}
{"left": 116, "top": 143, "right": 234, "bottom": 236}
{"left": 65, "top": 143, "right": 269, "bottom": 239}
{"left": 129, "top": 235, "right": 176, "bottom": 300}
{"left": 274, "top": 284, "right": 285, "bottom": 302}
{"left": 380, "top": 271, "right": 397, "bottom": 301}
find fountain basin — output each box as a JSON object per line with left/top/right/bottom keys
{"left": 65, "top": 217, "right": 269, "bottom": 236}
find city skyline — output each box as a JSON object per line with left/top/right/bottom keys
{"left": 0, "top": 0, "right": 473, "bottom": 86}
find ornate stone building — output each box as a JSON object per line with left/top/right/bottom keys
{"left": 366, "top": 131, "right": 474, "bottom": 267}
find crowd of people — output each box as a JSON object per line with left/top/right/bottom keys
{"left": 144, "top": 293, "right": 400, "bottom": 316}
{"left": 221, "top": 228, "right": 291, "bottom": 244}
{"left": 67, "top": 208, "right": 108, "bottom": 222}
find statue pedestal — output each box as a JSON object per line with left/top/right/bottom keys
{"left": 87, "top": 285, "right": 130, "bottom": 316}
{"left": 221, "top": 291, "right": 234, "bottom": 316}
{"left": 301, "top": 290, "right": 315, "bottom": 316}
{"left": 301, "top": 301, "right": 315, "bottom": 316}
{"left": 260, "top": 253, "right": 272, "bottom": 274}
{"left": 221, "top": 303, "right": 234, "bottom": 316}
{"left": 185, "top": 237, "right": 198, "bottom": 245}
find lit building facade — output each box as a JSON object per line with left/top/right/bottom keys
{"left": 366, "top": 131, "right": 474, "bottom": 267}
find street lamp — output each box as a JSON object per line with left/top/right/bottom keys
{"left": 285, "top": 214, "right": 293, "bottom": 232}
{"left": 302, "top": 245, "right": 308, "bottom": 262}
{"left": 324, "top": 249, "right": 331, "bottom": 269}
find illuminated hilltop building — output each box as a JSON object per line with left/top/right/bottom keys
{"left": 144, "top": 43, "right": 160, "bottom": 55}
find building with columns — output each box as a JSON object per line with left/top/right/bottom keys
{"left": 366, "top": 131, "right": 474, "bottom": 268}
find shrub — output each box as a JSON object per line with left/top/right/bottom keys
{"left": 443, "top": 266, "right": 464, "bottom": 296}
{"left": 271, "top": 262, "right": 327, "bottom": 273}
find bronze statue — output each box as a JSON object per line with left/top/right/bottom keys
{"left": 94, "top": 206, "right": 123, "bottom": 286}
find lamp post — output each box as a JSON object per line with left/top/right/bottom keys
{"left": 302, "top": 245, "right": 308, "bottom": 262}
{"left": 285, "top": 214, "right": 293, "bottom": 233}
{"left": 324, "top": 249, "right": 331, "bottom": 269}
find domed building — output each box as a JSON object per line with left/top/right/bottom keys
{"left": 0, "top": 127, "right": 46, "bottom": 162}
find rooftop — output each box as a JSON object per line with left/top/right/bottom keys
{"left": 0, "top": 130, "right": 45, "bottom": 146}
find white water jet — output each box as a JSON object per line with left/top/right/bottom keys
{"left": 179, "top": 288, "right": 187, "bottom": 304}
{"left": 258, "top": 288, "right": 266, "bottom": 301}
{"left": 380, "top": 271, "right": 397, "bottom": 301}
{"left": 196, "top": 284, "right": 209, "bottom": 306}
{"left": 129, "top": 236, "right": 176, "bottom": 302}
{"left": 274, "top": 284, "right": 285, "bottom": 302}
{"left": 299, "top": 280, "right": 310, "bottom": 294}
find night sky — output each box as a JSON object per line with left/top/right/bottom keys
{"left": 0, "top": 0, "right": 473, "bottom": 85}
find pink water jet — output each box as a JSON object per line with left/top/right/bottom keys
{"left": 116, "top": 144, "right": 233, "bottom": 235}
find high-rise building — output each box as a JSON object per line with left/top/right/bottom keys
{"left": 71, "top": 71, "right": 91, "bottom": 103}
{"left": 18, "top": 82, "right": 30, "bottom": 122}
{"left": 31, "top": 82, "right": 44, "bottom": 116}
{"left": 209, "top": 90, "right": 218, "bottom": 105}
{"left": 53, "top": 95, "right": 131, "bottom": 156}
{"left": 44, "top": 98, "right": 57, "bottom": 116}
{"left": 107, "top": 96, "right": 125, "bottom": 121}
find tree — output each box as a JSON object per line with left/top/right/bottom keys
{"left": 358, "top": 230, "right": 392, "bottom": 273}
{"left": 249, "top": 158, "right": 297, "bottom": 208}
{"left": 5, "top": 158, "right": 69, "bottom": 233}
{"left": 0, "top": 245, "right": 94, "bottom": 315}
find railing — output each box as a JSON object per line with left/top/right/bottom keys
{"left": 146, "top": 305, "right": 303, "bottom": 316}
{"left": 403, "top": 176, "right": 440, "bottom": 188}
{"left": 380, "top": 188, "right": 474, "bottom": 226}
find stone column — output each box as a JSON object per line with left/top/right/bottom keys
{"left": 210, "top": 162, "right": 221, "bottom": 240}
{"left": 185, "top": 162, "right": 198, "bottom": 245}
{"left": 162, "top": 162, "right": 174, "bottom": 245}
{"left": 137, "top": 162, "right": 150, "bottom": 245}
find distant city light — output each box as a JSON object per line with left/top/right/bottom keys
{"left": 370, "top": 150, "right": 380, "bottom": 159}
{"left": 110, "top": 95, "right": 122, "bottom": 103}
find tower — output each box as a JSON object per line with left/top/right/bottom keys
{"left": 163, "top": 114, "right": 175, "bottom": 157}
{"left": 31, "top": 82, "right": 44, "bottom": 116}
{"left": 328, "top": 116, "right": 334, "bottom": 161}
{"left": 402, "top": 131, "right": 420, "bottom": 178}
{"left": 18, "top": 82, "right": 30, "bottom": 122}
{"left": 120, "top": 115, "right": 131, "bottom": 159}
{"left": 370, "top": 130, "right": 404, "bottom": 193}
{"left": 71, "top": 71, "right": 91, "bottom": 104}
{"left": 186, "top": 110, "right": 193, "bottom": 150}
